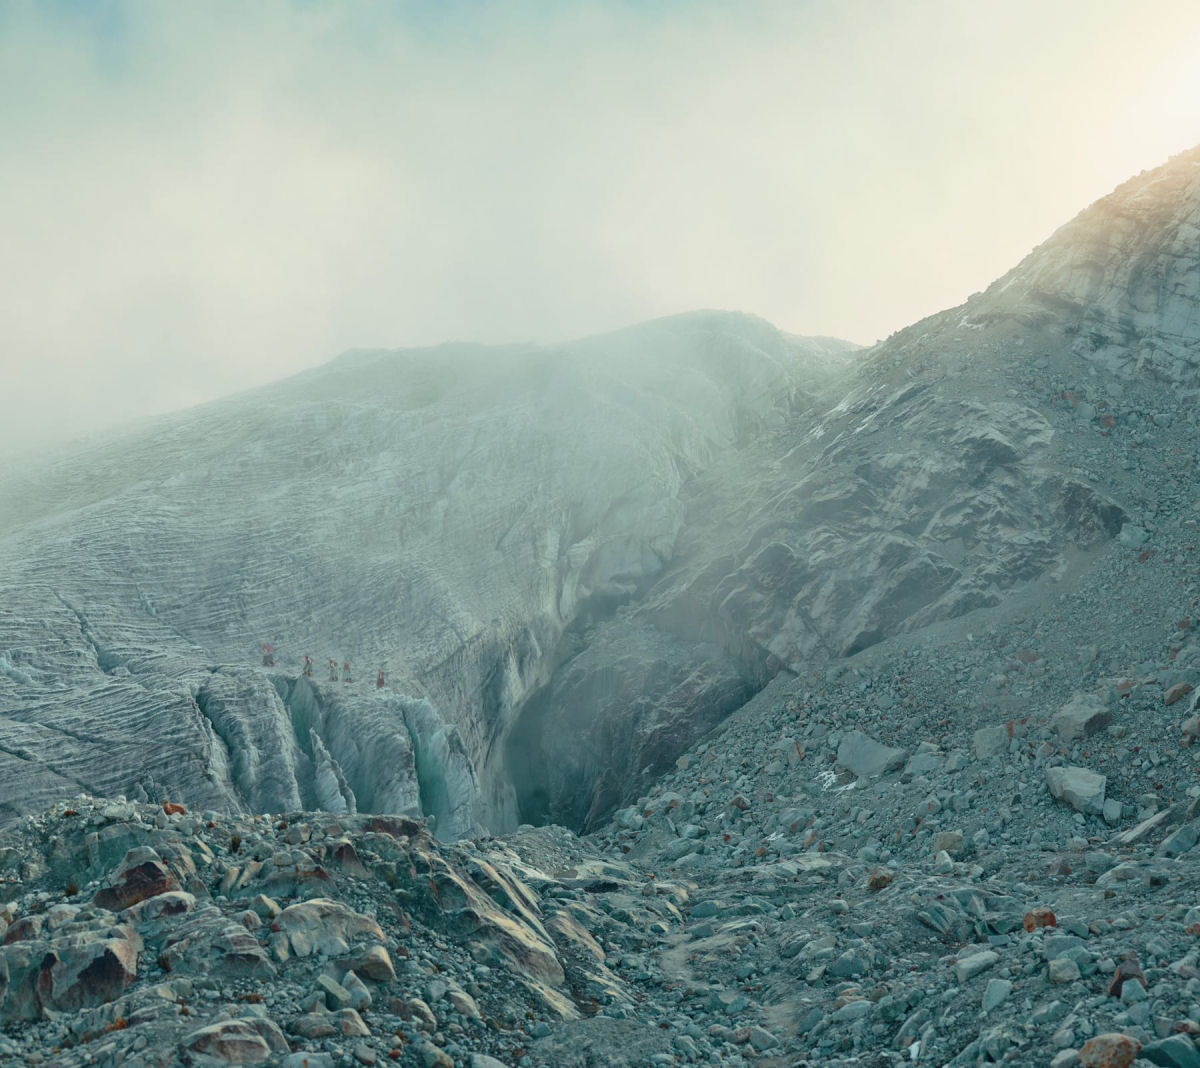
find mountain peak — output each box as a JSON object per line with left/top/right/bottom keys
{"left": 963, "top": 144, "right": 1200, "bottom": 384}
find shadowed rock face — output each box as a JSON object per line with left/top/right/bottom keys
{"left": 2, "top": 148, "right": 1200, "bottom": 836}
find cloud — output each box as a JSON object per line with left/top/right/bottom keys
{"left": 2, "top": 0, "right": 1199, "bottom": 452}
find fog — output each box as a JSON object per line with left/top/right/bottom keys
{"left": 3, "top": 0, "right": 1199, "bottom": 454}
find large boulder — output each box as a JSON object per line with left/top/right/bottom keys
{"left": 0, "top": 921, "right": 142, "bottom": 1024}
{"left": 45, "top": 926, "right": 142, "bottom": 1014}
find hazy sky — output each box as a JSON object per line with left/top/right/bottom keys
{"left": 3, "top": 1, "right": 1200, "bottom": 453}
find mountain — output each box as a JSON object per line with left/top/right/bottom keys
{"left": 3, "top": 146, "right": 1200, "bottom": 1068}
{"left": 0, "top": 313, "right": 858, "bottom": 836}
{"left": 2, "top": 148, "right": 1199, "bottom": 842}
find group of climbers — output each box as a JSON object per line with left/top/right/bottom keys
{"left": 259, "top": 643, "right": 385, "bottom": 688}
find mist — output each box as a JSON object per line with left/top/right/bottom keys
{"left": 3, "top": 0, "right": 1200, "bottom": 454}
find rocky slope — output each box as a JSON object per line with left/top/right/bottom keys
{"left": 517, "top": 147, "right": 1200, "bottom": 831}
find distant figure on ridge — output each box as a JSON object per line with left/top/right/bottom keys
{"left": 342, "top": 660, "right": 352, "bottom": 683}
{"left": 328, "top": 657, "right": 338, "bottom": 682}
{"left": 261, "top": 643, "right": 274, "bottom": 667}
{"left": 376, "top": 668, "right": 384, "bottom": 689}
{"left": 302, "top": 654, "right": 313, "bottom": 678}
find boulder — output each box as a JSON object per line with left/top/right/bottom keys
{"left": 1079, "top": 1032, "right": 1141, "bottom": 1068}
{"left": 92, "top": 847, "right": 180, "bottom": 912}
{"left": 45, "top": 925, "right": 142, "bottom": 1013}
{"left": 343, "top": 944, "right": 396, "bottom": 983}
{"left": 182, "top": 1019, "right": 273, "bottom": 1063}
{"left": 1045, "top": 765, "right": 1106, "bottom": 816}
{"left": 1053, "top": 694, "right": 1112, "bottom": 740}
{"left": 0, "top": 921, "right": 142, "bottom": 1024}
{"left": 836, "top": 731, "right": 906, "bottom": 778}
{"left": 271, "top": 898, "right": 385, "bottom": 958}
{"left": 1141, "top": 1035, "right": 1200, "bottom": 1068}
{"left": 973, "top": 725, "right": 1009, "bottom": 759}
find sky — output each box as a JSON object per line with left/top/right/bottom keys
{"left": 3, "top": 0, "right": 1200, "bottom": 454}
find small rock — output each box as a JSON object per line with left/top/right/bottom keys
{"left": 338, "top": 1009, "right": 371, "bottom": 1037}
{"left": 955, "top": 950, "right": 999, "bottom": 984}
{"left": 933, "top": 830, "right": 964, "bottom": 854}
{"left": 447, "top": 989, "right": 481, "bottom": 1020}
{"left": 402, "top": 997, "right": 438, "bottom": 1031}
{"left": 747, "top": 1025, "right": 778, "bottom": 1050}
{"left": 1166, "top": 682, "right": 1195, "bottom": 706}
{"left": 1078, "top": 1032, "right": 1141, "bottom": 1068}
{"left": 1160, "top": 822, "right": 1200, "bottom": 858}
{"left": 347, "top": 944, "right": 396, "bottom": 983}
{"left": 1141, "top": 1034, "right": 1200, "bottom": 1067}
{"left": 1119, "top": 977, "right": 1148, "bottom": 1004}
{"left": 1053, "top": 694, "right": 1113, "bottom": 740}
{"left": 1049, "top": 957, "right": 1082, "bottom": 984}
{"left": 982, "top": 978, "right": 1012, "bottom": 1013}
{"left": 316, "top": 973, "right": 353, "bottom": 1010}
{"left": 1024, "top": 906, "right": 1057, "bottom": 931}
{"left": 289, "top": 1014, "right": 337, "bottom": 1039}
{"left": 866, "top": 866, "right": 893, "bottom": 891}
{"left": 831, "top": 999, "right": 871, "bottom": 1022}
{"left": 1108, "top": 956, "right": 1146, "bottom": 998}
{"left": 282, "top": 1054, "right": 334, "bottom": 1068}
{"left": 416, "top": 1041, "right": 454, "bottom": 1068}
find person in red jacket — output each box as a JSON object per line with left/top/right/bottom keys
{"left": 342, "top": 660, "right": 352, "bottom": 683}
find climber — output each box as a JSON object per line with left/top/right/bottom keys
{"left": 261, "top": 643, "right": 274, "bottom": 667}
{"left": 376, "top": 667, "right": 384, "bottom": 689}
{"left": 328, "top": 657, "right": 338, "bottom": 681}
{"left": 342, "top": 660, "right": 352, "bottom": 683}
{"left": 302, "top": 654, "right": 313, "bottom": 678}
